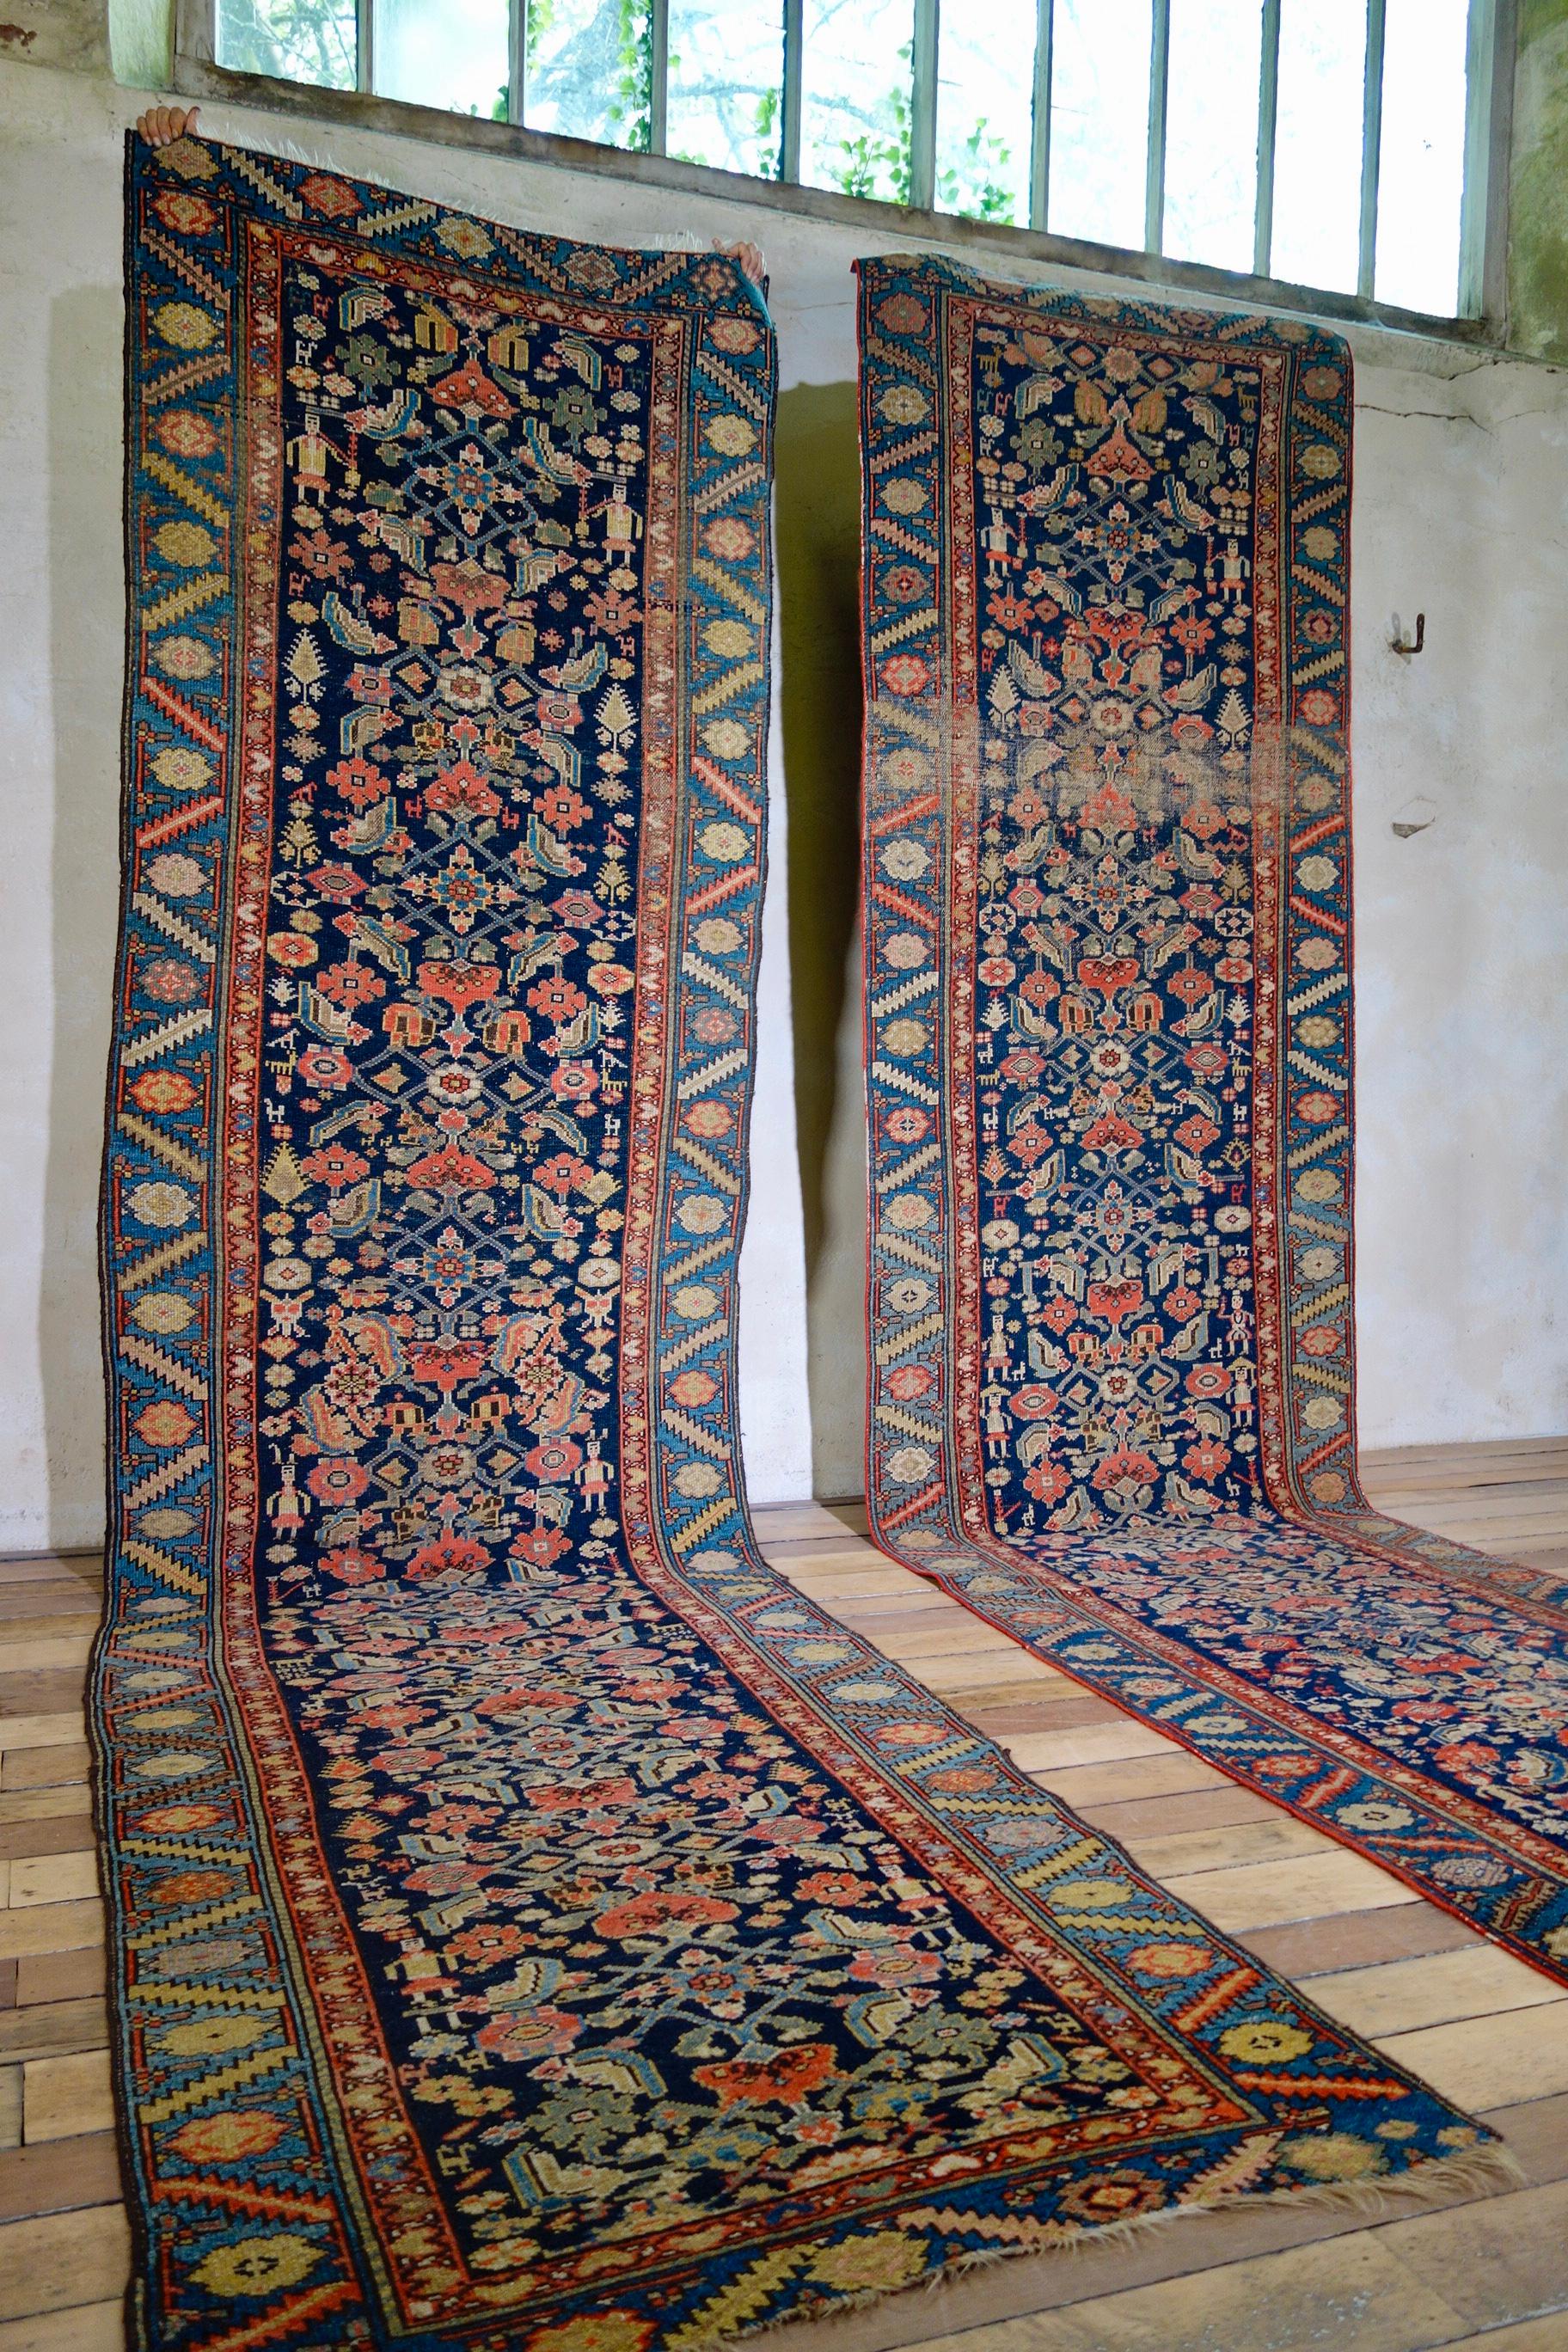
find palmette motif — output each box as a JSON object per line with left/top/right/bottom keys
{"left": 859, "top": 254, "right": 1568, "bottom": 1989}
{"left": 105, "top": 144, "right": 1496, "bottom": 2352}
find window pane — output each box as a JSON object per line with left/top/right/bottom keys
{"left": 668, "top": 0, "right": 785, "bottom": 177}
{"left": 1048, "top": 0, "right": 1152, "bottom": 252}
{"left": 934, "top": 2, "right": 1036, "bottom": 226}
{"left": 1162, "top": 0, "right": 1261, "bottom": 272}
{"left": 217, "top": 0, "right": 355, "bottom": 87}
{"left": 799, "top": 0, "right": 916, "bottom": 203}
{"left": 1270, "top": 0, "right": 1363, "bottom": 294}
{"left": 525, "top": 0, "right": 653, "bottom": 150}
{"left": 377, "top": 0, "right": 509, "bottom": 119}
{"left": 1375, "top": 0, "right": 1467, "bottom": 314}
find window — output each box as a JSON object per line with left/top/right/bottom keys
{"left": 192, "top": 0, "right": 1508, "bottom": 326}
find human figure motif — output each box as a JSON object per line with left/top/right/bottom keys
{"left": 597, "top": 476, "right": 642, "bottom": 560}
{"left": 982, "top": 505, "right": 1015, "bottom": 587}
{"left": 288, "top": 415, "right": 332, "bottom": 503}
{"left": 1215, "top": 536, "right": 1251, "bottom": 603}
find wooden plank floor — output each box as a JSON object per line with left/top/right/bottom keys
{"left": 3, "top": 1441, "right": 1567, "bottom": 2351}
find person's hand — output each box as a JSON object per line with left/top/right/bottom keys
{"left": 714, "top": 239, "right": 765, "bottom": 290}
{"left": 137, "top": 105, "right": 200, "bottom": 148}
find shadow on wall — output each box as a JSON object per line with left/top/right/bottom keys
{"left": 43, "top": 287, "right": 123, "bottom": 1554}
{"left": 774, "top": 381, "right": 867, "bottom": 1497}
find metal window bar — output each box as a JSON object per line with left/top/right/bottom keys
{"left": 1253, "top": 0, "right": 1282, "bottom": 279}
{"left": 1459, "top": 0, "right": 1510, "bottom": 320}
{"left": 199, "top": 0, "right": 1506, "bottom": 332}
{"left": 506, "top": 0, "right": 524, "bottom": 127}
{"left": 1145, "top": 0, "right": 1172, "bottom": 256}
{"left": 1029, "top": 0, "right": 1054, "bottom": 231}
{"left": 1358, "top": 0, "right": 1387, "bottom": 299}
{"left": 781, "top": 0, "right": 804, "bottom": 182}
{"left": 910, "top": 0, "right": 940, "bottom": 211}
{"left": 648, "top": 0, "right": 669, "bottom": 154}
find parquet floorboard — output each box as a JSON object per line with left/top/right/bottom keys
{"left": 2, "top": 1443, "right": 1565, "bottom": 2348}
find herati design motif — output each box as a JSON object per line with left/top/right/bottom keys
{"left": 859, "top": 253, "right": 1568, "bottom": 1994}
{"left": 103, "top": 148, "right": 1499, "bottom": 2352}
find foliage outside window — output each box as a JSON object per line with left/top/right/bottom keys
{"left": 209, "top": 0, "right": 1501, "bottom": 323}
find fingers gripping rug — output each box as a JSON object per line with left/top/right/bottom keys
{"left": 858, "top": 253, "right": 1568, "bottom": 1995}
{"left": 106, "top": 138, "right": 1497, "bottom": 2352}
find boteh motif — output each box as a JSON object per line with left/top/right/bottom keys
{"left": 107, "top": 144, "right": 1496, "bottom": 2351}
{"left": 859, "top": 254, "right": 1568, "bottom": 1989}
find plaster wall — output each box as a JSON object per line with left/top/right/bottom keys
{"left": 1, "top": 58, "right": 1566, "bottom": 1544}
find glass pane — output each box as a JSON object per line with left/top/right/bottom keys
{"left": 217, "top": 0, "right": 355, "bottom": 87}
{"left": 525, "top": 0, "right": 654, "bottom": 151}
{"left": 799, "top": 0, "right": 916, "bottom": 203}
{"left": 1048, "top": 0, "right": 1152, "bottom": 252}
{"left": 1375, "top": 0, "right": 1467, "bottom": 314}
{"left": 668, "top": 0, "right": 786, "bottom": 177}
{"left": 377, "top": 0, "right": 509, "bottom": 119}
{"left": 934, "top": 1, "right": 1036, "bottom": 226}
{"left": 1162, "top": 0, "right": 1262, "bottom": 272}
{"left": 1270, "top": 0, "right": 1364, "bottom": 294}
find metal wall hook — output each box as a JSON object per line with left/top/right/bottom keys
{"left": 1391, "top": 612, "right": 1425, "bottom": 656}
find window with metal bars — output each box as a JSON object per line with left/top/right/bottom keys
{"left": 181, "top": 0, "right": 1511, "bottom": 328}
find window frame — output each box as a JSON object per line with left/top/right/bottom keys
{"left": 174, "top": 0, "right": 1516, "bottom": 346}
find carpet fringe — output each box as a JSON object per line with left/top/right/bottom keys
{"left": 701, "top": 2138, "right": 1526, "bottom": 2349}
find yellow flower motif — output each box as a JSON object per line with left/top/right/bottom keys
{"left": 1051, "top": 1878, "right": 1130, "bottom": 1910}
{"left": 1218, "top": 2018, "right": 1315, "bottom": 2065}
{"left": 704, "top": 413, "right": 756, "bottom": 456}
{"left": 877, "top": 384, "right": 928, "bottom": 426}
{"left": 436, "top": 217, "right": 493, "bottom": 259}
{"left": 159, "top": 2015, "right": 268, "bottom": 2058}
{"left": 701, "top": 718, "right": 750, "bottom": 762}
{"left": 1302, "top": 1394, "right": 1344, "bottom": 1431}
{"left": 154, "top": 634, "right": 217, "bottom": 680}
{"left": 525, "top": 2315, "right": 653, "bottom": 2352}
{"left": 155, "top": 520, "right": 217, "bottom": 567}
{"left": 702, "top": 619, "right": 753, "bottom": 658}
{"left": 1276, "top": 2131, "right": 1388, "bottom": 2182}
{"left": 697, "top": 820, "right": 750, "bottom": 863}
{"left": 190, "top": 2232, "right": 322, "bottom": 2297}
{"left": 154, "top": 300, "right": 218, "bottom": 351}
{"left": 151, "top": 746, "right": 213, "bottom": 793}
{"left": 808, "top": 2228, "right": 928, "bottom": 2294}
{"left": 132, "top": 1291, "right": 195, "bottom": 1336}
{"left": 138, "top": 1506, "right": 196, "bottom": 1539}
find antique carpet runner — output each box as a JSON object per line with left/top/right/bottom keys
{"left": 104, "top": 138, "right": 1501, "bottom": 2352}
{"left": 858, "top": 253, "right": 1568, "bottom": 1998}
